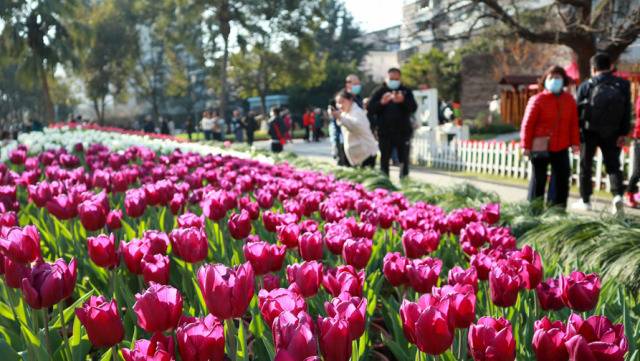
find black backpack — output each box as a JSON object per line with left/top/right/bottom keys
{"left": 585, "top": 77, "right": 626, "bottom": 137}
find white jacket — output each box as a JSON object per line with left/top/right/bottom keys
{"left": 338, "top": 105, "right": 378, "bottom": 166}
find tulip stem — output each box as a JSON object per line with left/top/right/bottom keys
{"left": 58, "top": 303, "right": 73, "bottom": 361}
{"left": 42, "top": 310, "right": 52, "bottom": 358}
{"left": 112, "top": 345, "right": 118, "bottom": 361}
{"left": 225, "top": 318, "right": 237, "bottom": 361}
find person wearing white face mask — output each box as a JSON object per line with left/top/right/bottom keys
{"left": 331, "top": 89, "right": 378, "bottom": 168}
{"left": 368, "top": 67, "right": 417, "bottom": 179}
{"left": 520, "top": 65, "right": 580, "bottom": 209}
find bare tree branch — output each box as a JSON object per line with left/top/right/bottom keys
{"left": 605, "top": 4, "right": 640, "bottom": 59}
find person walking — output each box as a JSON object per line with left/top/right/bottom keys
{"left": 520, "top": 66, "right": 580, "bottom": 209}
{"left": 211, "top": 110, "right": 225, "bottom": 141}
{"left": 625, "top": 95, "right": 640, "bottom": 208}
{"left": 244, "top": 110, "right": 258, "bottom": 146}
{"left": 368, "top": 67, "right": 418, "bottom": 179}
{"left": 185, "top": 116, "right": 195, "bottom": 140}
{"left": 313, "top": 108, "right": 323, "bottom": 142}
{"left": 160, "top": 117, "right": 170, "bottom": 135}
{"left": 201, "top": 111, "right": 213, "bottom": 141}
{"left": 268, "top": 107, "right": 287, "bottom": 153}
{"left": 332, "top": 90, "right": 378, "bottom": 168}
{"left": 303, "top": 108, "right": 314, "bottom": 142}
{"left": 231, "top": 110, "right": 245, "bottom": 143}
{"left": 572, "top": 53, "right": 631, "bottom": 214}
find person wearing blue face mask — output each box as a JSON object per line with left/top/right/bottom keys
{"left": 368, "top": 67, "right": 418, "bottom": 179}
{"left": 345, "top": 74, "right": 364, "bottom": 107}
{"left": 520, "top": 65, "right": 580, "bottom": 209}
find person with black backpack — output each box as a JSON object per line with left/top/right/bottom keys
{"left": 572, "top": 53, "right": 631, "bottom": 214}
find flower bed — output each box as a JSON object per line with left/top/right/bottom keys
{"left": 0, "top": 128, "right": 635, "bottom": 361}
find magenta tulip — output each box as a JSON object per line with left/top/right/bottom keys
{"left": 197, "top": 262, "right": 255, "bottom": 319}
{"left": 87, "top": 233, "right": 119, "bottom": 269}
{"left": 243, "top": 240, "right": 286, "bottom": 275}
{"left": 21, "top": 258, "right": 77, "bottom": 309}
{"left": 0, "top": 225, "right": 41, "bottom": 264}
{"left": 532, "top": 317, "right": 568, "bottom": 361}
{"left": 122, "top": 333, "right": 175, "bottom": 361}
{"left": 468, "top": 317, "right": 516, "bottom": 361}
{"left": 342, "top": 237, "right": 372, "bottom": 270}
{"left": 228, "top": 209, "right": 252, "bottom": 240}
{"left": 489, "top": 262, "right": 522, "bottom": 308}
{"left": 287, "top": 261, "right": 323, "bottom": 298}
{"left": 322, "top": 265, "right": 364, "bottom": 298}
{"left": 400, "top": 297, "right": 454, "bottom": 355}
{"left": 559, "top": 271, "right": 601, "bottom": 312}
{"left": 272, "top": 311, "right": 318, "bottom": 361}
{"left": 258, "top": 288, "right": 307, "bottom": 327}
{"left": 448, "top": 266, "right": 479, "bottom": 292}
{"left": 133, "top": 283, "right": 183, "bottom": 332}
{"left": 75, "top": 296, "right": 124, "bottom": 348}
{"left": 78, "top": 199, "right": 107, "bottom": 231}
{"left": 141, "top": 253, "right": 170, "bottom": 285}
{"left": 176, "top": 315, "right": 225, "bottom": 361}
{"left": 317, "top": 316, "right": 352, "bottom": 361}
{"left": 169, "top": 227, "right": 208, "bottom": 263}
{"left": 565, "top": 314, "right": 628, "bottom": 361}
{"left": 324, "top": 293, "right": 367, "bottom": 341}
{"left": 406, "top": 257, "right": 442, "bottom": 293}
{"left": 383, "top": 252, "right": 410, "bottom": 287}
{"left": 402, "top": 229, "right": 440, "bottom": 258}
{"left": 299, "top": 231, "right": 324, "bottom": 261}
{"left": 536, "top": 278, "right": 565, "bottom": 311}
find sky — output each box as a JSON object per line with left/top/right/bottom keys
{"left": 344, "top": 0, "right": 404, "bottom": 33}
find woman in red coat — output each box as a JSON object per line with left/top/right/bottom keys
{"left": 520, "top": 65, "right": 580, "bottom": 208}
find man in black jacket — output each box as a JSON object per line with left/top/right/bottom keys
{"left": 368, "top": 68, "right": 418, "bottom": 178}
{"left": 572, "top": 53, "right": 631, "bottom": 215}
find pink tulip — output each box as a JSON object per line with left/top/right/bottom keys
{"left": 22, "top": 258, "right": 77, "bottom": 309}
{"left": 243, "top": 240, "right": 286, "bottom": 275}
{"left": 0, "top": 225, "right": 41, "bottom": 264}
{"left": 287, "top": 261, "right": 323, "bottom": 297}
{"left": 468, "top": 317, "right": 515, "bottom": 361}
{"left": 87, "top": 233, "right": 119, "bottom": 269}
{"left": 176, "top": 315, "right": 225, "bottom": 361}
{"left": 565, "top": 314, "right": 628, "bottom": 361}
{"left": 272, "top": 311, "right": 318, "bottom": 361}
{"left": 197, "top": 262, "right": 255, "bottom": 319}
{"left": 532, "top": 317, "right": 568, "bottom": 361}
{"left": 258, "top": 288, "right": 307, "bottom": 327}
{"left": 122, "top": 333, "right": 175, "bottom": 361}
{"left": 406, "top": 257, "right": 442, "bottom": 293}
{"left": 559, "top": 271, "right": 601, "bottom": 312}
{"left": 383, "top": 252, "right": 410, "bottom": 287}
{"left": 299, "top": 231, "right": 324, "bottom": 261}
{"left": 402, "top": 229, "right": 440, "bottom": 258}
{"left": 324, "top": 293, "right": 367, "bottom": 341}
{"left": 133, "top": 283, "right": 183, "bottom": 332}
{"left": 342, "top": 238, "right": 372, "bottom": 269}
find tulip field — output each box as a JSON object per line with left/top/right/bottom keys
{"left": 0, "top": 126, "right": 637, "bottom": 361}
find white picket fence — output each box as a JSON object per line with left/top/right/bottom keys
{"left": 411, "top": 138, "right": 636, "bottom": 192}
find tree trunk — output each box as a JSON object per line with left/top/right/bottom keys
{"left": 39, "top": 64, "right": 55, "bottom": 124}
{"left": 573, "top": 43, "right": 597, "bottom": 82}
{"left": 220, "top": 34, "right": 230, "bottom": 132}
{"left": 93, "top": 99, "right": 101, "bottom": 124}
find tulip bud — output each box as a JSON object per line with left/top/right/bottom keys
{"left": 141, "top": 254, "right": 170, "bottom": 285}
{"left": 400, "top": 298, "right": 454, "bottom": 355}
{"left": 228, "top": 209, "right": 252, "bottom": 240}
{"left": 4, "top": 257, "right": 31, "bottom": 288}
{"left": 122, "top": 333, "right": 175, "bottom": 361}
{"left": 197, "top": 262, "right": 255, "bottom": 319}
{"left": 341, "top": 238, "right": 372, "bottom": 270}
{"left": 263, "top": 273, "right": 281, "bottom": 291}
{"left": 278, "top": 223, "right": 300, "bottom": 248}
{"left": 299, "top": 231, "right": 324, "bottom": 261}
{"left": 259, "top": 288, "right": 307, "bottom": 327}
{"left": 448, "top": 266, "right": 479, "bottom": 292}
{"left": 406, "top": 257, "right": 442, "bottom": 293}
{"left": 21, "top": 258, "right": 77, "bottom": 309}
{"left": 106, "top": 209, "right": 122, "bottom": 230}
{"left": 124, "top": 188, "right": 147, "bottom": 218}
{"left": 286, "top": 261, "right": 323, "bottom": 298}
{"left": 78, "top": 200, "right": 107, "bottom": 231}
{"left": 322, "top": 265, "right": 364, "bottom": 298}
{"left": 272, "top": 311, "right": 318, "bottom": 360}
{"left": 535, "top": 278, "right": 564, "bottom": 311}
{"left": 481, "top": 203, "right": 500, "bottom": 225}
{"left": 532, "top": 317, "right": 568, "bottom": 361}
{"left": 133, "top": 283, "right": 183, "bottom": 332}
{"left": 87, "top": 233, "right": 119, "bottom": 269}
{"left": 75, "top": 296, "right": 124, "bottom": 348}
{"left": 468, "top": 317, "right": 515, "bottom": 361}
{"left": 243, "top": 241, "right": 286, "bottom": 275}
{"left": 176, "top": 315, "right": 225, "bottom": 361}
{"left": 0, "top": 225, "right": 41, "bottom": 264}
{"left": 489, "top": 262, "right": 522, "bottom": 308}
{"left": 559, "top": 271, "right": 600, "bottom": 312}
{"left": 169, "top": 227, "right": 208, "bottom": 263}
{"left": 383, "top": 252, "right": 410, "bottom": 287}
{"left": 324, "top": 294, "right": 367, "bottom": 341}
{"left": 177, "top": 213, "right": 205, "bottom": 229}
{"left": 402, "top": 229, "right": 440, "bottom": 258}
{"left": 318, "top": 316, "right": 352, "bottom": 361}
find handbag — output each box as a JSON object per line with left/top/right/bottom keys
{"left": 530, "top": 103, "right": 561, "bottom": 159}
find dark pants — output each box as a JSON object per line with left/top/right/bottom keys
{"left": 313, "top": 127, "right": 320, "bottom": 142}
{"left": 579, "top": 131, "right": 625, "bottom": 202}
{"left": 304, "top": 126, "right": 311, "bottom": 141}
{"left": 628, "top": 141, "right": 640, "bottom": 193}
{"left": 203, "top": 130, "right": 212, "bottom": 141}
{"left": 528, "top": 150, "right": 571, "bottom": 208}
{"left": 337, "top": 143, "right": 348, "bottom": 166}
{"left": 380, "top": 133, "right": 411, "bottom": 177}
{"left": 246, "top": 130, "right": 255, "bottom": 146}
{"left": 271, "top": 142, "right": 283, "bottom": 153}
{"left": 213, "top": 132, "right": 224, "bottom": 141}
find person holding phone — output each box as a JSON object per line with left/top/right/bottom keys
{"left": 368, "top": 68, "right": 418, "bottom": 178}
{"left": 331, "top": 90, "right": 378, "bottom": 168}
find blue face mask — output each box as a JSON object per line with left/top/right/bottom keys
{"left": 387, "top": 80, "right": 401, "bottom": 90}
{"left": 545, "top": 78, "right": 564, "bottom": 94}
{"left": 350, "top": 84, "right": 362, "bottom": 95}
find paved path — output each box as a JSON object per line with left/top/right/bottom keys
{"left": 254, "top": 139, "right": 630, "bottom": 215}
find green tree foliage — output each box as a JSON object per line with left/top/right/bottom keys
{"left": 401, "top": 48, "right": 461, "bottom": 102}
{"left": 77, "top": 0, "right": 139, "bottom": 124}
{"left": 0, "top": 0, "right": 76, "bottom": 123}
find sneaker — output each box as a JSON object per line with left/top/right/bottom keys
{"left": 571, "top": 199, "right": 592, "bottom": 212}
{"left": 612, "top": 195, "right": 624, "bottom": 215}
{"left": 626, "top": 192, "right": 639, "bottom": 208}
